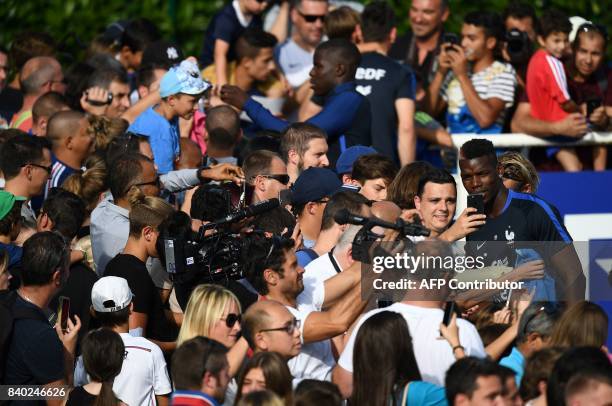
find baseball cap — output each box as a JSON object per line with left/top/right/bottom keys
{"left": 91, "top": 276, "right": 134, "bottom": 313}
{"left": 101, "top": 20, "right": 128, "bottom": 46}
{"left": 335, "top": 145, "right": 377, "bottom": 175}
{"left": 160, "top": 59, "right": 211, "bottom": 98}
{"left": 0, "top": 191, "right": 26, "bottom": 221}
{"left": 291, "top": 167, "right": 343, "bottom": 206}
{"left": 141, "top": 40, "right": 184, "bottom": 70}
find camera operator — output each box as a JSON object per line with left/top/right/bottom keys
{"left": 501, "top": 2, "right": 537, "bottom": 88}
{"left": 566, "top": 23, "right": 611, "bottom": 170}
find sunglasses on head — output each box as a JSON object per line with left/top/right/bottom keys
{"left": 298, "top": 10, "right": 325, "bottom": 23}
{"left": 222, "top": 313, "right": 241, "bottom": 328}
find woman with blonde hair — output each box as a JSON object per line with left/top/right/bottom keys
{"left": 549, "top": 301, "right": 609, "bottom": 349}
{"left": 63, "top": 155, "right": 108, "bottom": 271}
{"left": 499, "top": 151, "right": 540, "bottom": 193}
{"left": 87, "top": 115, "right": 129, "bottom": 154}
{"left": 178, "top": 284, "right": 242, "bottom": 348}
{"left": 178, "top": 284, "right": 250, "bottom": 404}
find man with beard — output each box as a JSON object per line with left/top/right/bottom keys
{"left": 242, "top": 233, "right": 368, "bottom": 381}
{"left": 280, "top": 122, "right": 329, "bottom": 184}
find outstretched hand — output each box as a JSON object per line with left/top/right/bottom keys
{"left": 219, "top": 85, "right": 249, "bottom": 110}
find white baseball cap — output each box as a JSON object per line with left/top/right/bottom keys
{"left": 91, "top": 276, "right": 134, "bottom": 313}
{"left": 569, "top": 16, "right": 593, "bottom": 43}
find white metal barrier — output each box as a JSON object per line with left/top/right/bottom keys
{"left": 451, "top": 131, "right": 612, "bottom": 149}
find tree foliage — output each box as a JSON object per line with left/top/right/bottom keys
{"left": 0, "top": 0, "right": 610, "bottom": 69}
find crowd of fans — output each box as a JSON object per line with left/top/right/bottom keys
{"left": 0, "top": 0, "right": 611, "bottom": 405}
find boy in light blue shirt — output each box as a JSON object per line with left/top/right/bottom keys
{"left": 129, "top": 60, "right": 210, "bottom": 174}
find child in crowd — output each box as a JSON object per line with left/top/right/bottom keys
{"left": 526, "top": 10, "right": 582, "bottom": 171}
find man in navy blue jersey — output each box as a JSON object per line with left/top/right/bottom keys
{"left": 220, "top": 39, "right": 371, "bottom": 166}
{"left": 459, "top": 138, "right": 585, "bottom": 303}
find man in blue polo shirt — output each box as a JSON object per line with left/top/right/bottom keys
{"left": 128, "top": 59, "right": 210, "bottom": 174}
{"left": 220, "top": 39, "right": 372, "bottom": 165}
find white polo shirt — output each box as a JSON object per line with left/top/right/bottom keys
{"left": 75, "top": 332, "right": 171, "bottom": 406}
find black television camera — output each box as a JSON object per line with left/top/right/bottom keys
{"left": 159, "top": 196, "right": 279, "bottom": 310}
{"left": 505, "top": 28, "right": 533, "bottom": 66}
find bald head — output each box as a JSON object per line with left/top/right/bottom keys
{"left": 242, "top": 300, "right": 285, "bottom": 346}
{"left": 47, "top": 110, "right": 86, "bottom": 146}
{"left": 205, "top": 105, "right": 241, "bottom": 140}
{"left": 20, "top": 56, "right": 62, "bottom": 96}
{"left": 371, "top": 201, "right": 402, "bottom": 223}
{"left": 177, "top": 138, "right": 203, "bottom": 170}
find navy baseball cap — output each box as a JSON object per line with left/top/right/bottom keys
{"left": 141, "top": 40, "right": 184, "bottom": 70}
{"left": 291, "top": 168, "right": 343, "bottom": 205}
{"left": 335, "top": 145, "right": 377, "bottom": 175}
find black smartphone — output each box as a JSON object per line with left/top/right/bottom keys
{"left": 58, "top": 296, "right": 70, "bottom": 332}
{"left": 467, "top": 194, "right": 485, "bottom": 215}
{"left": 279, "top": 189, "right": 293, "bottom": 206}
{"left": 586, "top": 98, "right": 602, "bottom": 117}
{"left": 442, "top": 301, "right": 456, "bottom": 326}
{"left": 443, "top": 33, "right": 460, "bottom": 50}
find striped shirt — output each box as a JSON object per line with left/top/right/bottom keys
{"left": 441, "top": 60, "right": 517, "bottom": 134}
{"left": 44, "top": 154, "right": 78, "bottom": 198}
{"left": 526, "top": 49, "right": 571, "bottom": 122}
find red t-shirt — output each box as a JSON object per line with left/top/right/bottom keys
{"left": 526, "top": 49, "right": 571, "bottom": 122}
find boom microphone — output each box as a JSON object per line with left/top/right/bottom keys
{"left": 334, "top": 208, "right": 430, "bottom": 237}
{"left": 334, "top": 208, "right": 398, "bottom": 229}
{"left": 215, "top": 198, "right": 280, "bottom": 225}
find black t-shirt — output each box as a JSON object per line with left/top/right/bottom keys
{"left": 466, "top": 189, "right": 571, "bottom": 267}
{"left": 66, "top": 386, "right": 96, "bottom": 406}
{"left": 388, "top": 30, "right": 444, "bottom": 89}
{"left": 199, "top": 2, "right": 263, "bottom": 67}
{"left": 0, "top": 86, "right": 23, "bottom": 122}
{"left": 104, "top": 254, "right": 178, "bottom": 342}
{"left": 355, "top": 52, "right": 416, "bottom": 164}
{"left": 49, "top": 262, "right": 98, "bottom": 355}
{"left": 4, "top": 296, "right": 64, "bottom": 403}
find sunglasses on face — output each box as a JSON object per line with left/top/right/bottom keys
{"left": 222, "top": 313, "right": 241, "bottom": 328}
{"left": 134, "top": 176, "right": 161, "bottom": 189}
{"left": 23, "top": 162, "right": 52, "bottom": 175}
{"left": 260, "top": 318, "right": 301, "bottom": 335}
{"left": 298, "top": 10, "right": 325, "bottom": 23}
{"left": 261, "top": 174, "right": 291, "bottom": 185}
